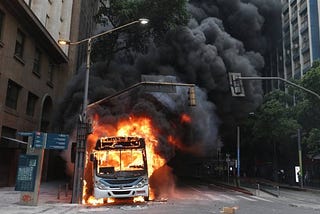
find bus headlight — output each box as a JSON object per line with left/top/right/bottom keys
{"left": 134, "top": 177, "right": 148, "bottom": 188}
{"left": 96, "top": 181, "right": 108, "bottom": 190}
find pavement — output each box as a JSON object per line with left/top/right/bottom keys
{"left": 0, "top": 181, "right": 76, "bottom": 214}
{"left": 1, "top": 178, "right": 320, "bottom": 214}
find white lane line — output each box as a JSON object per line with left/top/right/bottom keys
{"left": 190, "top": 187, "right": 201, "bottom": 193}
{"left": 251, "top": 196, "right": 273, "bottom": 202}
{"left": 237, "top": 195, "right": 257, "bottom": 201}
{"left": 204, "top": 193, "right": 219, "bottom": 201}
{"left": 220, "top": 194, "right": 236, "bottom": 201}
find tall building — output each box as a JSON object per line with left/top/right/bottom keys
{"left": 282, "top": 0, "right": 320, "bottom": 80}
{"left": 0, "top": 0, "right": 80, "bottom": 186}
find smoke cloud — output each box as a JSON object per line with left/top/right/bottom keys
{"left": 53, "top": 0, "right": 281, "bottom": 164}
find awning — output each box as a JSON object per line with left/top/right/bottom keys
{"left": 0, "top": 136, "right": 28, "bottom": 148}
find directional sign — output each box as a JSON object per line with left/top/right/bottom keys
{"left": 17, "top": 132, "right": 33, "bottom": 137}
{"left": 32, "top": 132, "right": 45, "bottom": 149}
{"left": 46, "top": 133, "right": 69, "bottom": 150}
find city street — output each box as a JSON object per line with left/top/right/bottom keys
{"left": 0, "top": 180, "right": 320, "bottom": 214}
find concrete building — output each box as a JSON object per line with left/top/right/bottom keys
{"left": 0, "top": 0, "right": 81, "bottom": 186}
{"left": 282, "top": 0, "right": 320, "bottom": 80}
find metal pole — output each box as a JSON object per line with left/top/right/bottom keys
{"left": 71, "top": 39, "right": 91, "bottom": 204}
{"left": 297, "top": 128, "right": 303, "bottom": 188}
{"left": 237, "top": 126, "right": 240, "bottom": 185}
{"left": 237, "top": 76, "right": 320, "bottom": 101}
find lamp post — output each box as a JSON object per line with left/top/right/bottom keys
{"left": 58, "top": 18, "right": 149, "bottom": 204}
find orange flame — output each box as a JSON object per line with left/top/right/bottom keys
{"left": 180, "top": 113, "right": 191, "bottom": 123}
{"left": 82, "top": 115, "right": 166, "bottom": 205}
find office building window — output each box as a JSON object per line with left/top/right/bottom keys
{"left": 32, "top": 48, "right": 41, "bottom": 75}
{"left": 14, "top": 30, "right": 25, "bottom": 59}
{"left": 47, "top": 63, "right": 54, "bottom": 86}
{"left": 5, "top": 80, "right": 21, "bottom": 110}
{"left": 1, "top": 126, "right": 16, "bottom": 138}
{"left": 0, "top": 10, "right": 4, "bottom": 41}
{"left": 26, "top": 92, "right": 38, "bottom": 116}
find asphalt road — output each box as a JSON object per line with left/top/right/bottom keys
{"left": 0, "top": 180, "right": 320, "bottom": 214}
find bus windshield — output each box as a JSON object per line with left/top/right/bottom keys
{"left": 95, "top": 149, "right": 145, "bottom": 176}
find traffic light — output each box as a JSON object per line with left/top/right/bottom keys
{"left": 188, "top": 87, "right": 196, "bottom": 106}
{"left": 228, "top": 73, "right": 245, "bottom": 97}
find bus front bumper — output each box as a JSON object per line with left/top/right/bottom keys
{"left": 94, "top": 185, "right": 149, "bottom": 199}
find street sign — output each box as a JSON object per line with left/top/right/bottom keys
{"left": 17, "top": 132, "right": 33, "bottom": 137}
{"left": 228, "top": 73, "right": 245, "bottom": 97}
{"left": 141, "top": 75, "right": 177, "bottom": 93}
{"left": 32, "top": 132, "right": 45, "bottom": 149}
{"left": 15, "top": 154, "right": 38, "bottom": 192}
{"left": 46, "top": 133, "right": 69, "bottom": 150}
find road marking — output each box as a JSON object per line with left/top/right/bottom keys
{"left": 220, "top": 194, "right": 236, "bottom": 201}
{"left": 204, "top": 193, "right": 219, "bottom": 201}
{"left": 190, "top": 187, "right": 201, "bottom": 193}
{"left": 237, "top": 195, "right": 257, "bottom": 201}
{"left": 251, "top": 196, "right": 273, "bottom": 202}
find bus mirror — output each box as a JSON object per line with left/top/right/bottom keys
{"left": 90, "top": 153, "right": 95, "bottom": 162}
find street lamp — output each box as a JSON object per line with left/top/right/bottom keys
{"left": 58, "top": 18, "right": 149, "bottom": 204}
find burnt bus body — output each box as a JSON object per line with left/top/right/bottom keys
{"left": 90, "top": 136, "right": 149, "bottom": 200}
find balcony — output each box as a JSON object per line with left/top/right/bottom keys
{"left": 294, "top": 69, "right": 301, "bottom": 79}
{"left": 293, "top": 52, "right": 300, "bottom": 60}
{"left": 300, "top": 23, "right": 308, "bottom": 34}
{"left": 301, "top": 45, "right": 309, "bottom": 54}
{"left": 285, "top": 59, "right": 292, "bottom": 67}
{"left": 282, "top": 3, "right": 289, "bottom": 13}
{"left": 291, "top": 31, "right": 299, "bottom": 41}
{"left": 291, "top": 13, "right": 298, "bottom": 23}
{"left": 303, "top": 62, "right": 311, "bottom": 74}
{"left": 290, "top": 0, "right": 297, "bottom": 6}
{"left": 299, "top": 2, "right": 307, "bottom": 14}
{"left": 282, "top": 21, "right": 290, "bottom": 31}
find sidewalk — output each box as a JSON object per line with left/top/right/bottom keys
{"left": 0, "top": 181, "right": 78, "bottom": 214}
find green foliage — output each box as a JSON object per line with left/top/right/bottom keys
{"left": 302, "top": 128, "right": 320, "bottom": 155}
{"left": 92, "top": 0, "right": 189, "bottom": 62}
{"left": 252, "top": 96, "right": 300, "bottom": 142}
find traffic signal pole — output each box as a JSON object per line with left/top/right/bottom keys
{"left": 234, "top": 76, "right": 320, "bottom": 101}
{"left": 229, "top": 73, "right": 320, "bottom": 188}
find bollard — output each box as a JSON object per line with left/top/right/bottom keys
{"left": 277, "top": 186, "right": 280, "bottom": 197}
{"left": 65, "top": 183, "right": 68, "bottom": 197}
{"left": 57, "top": 185, "right": 61, "bottom": 199}
{"left": 257, "top": 183, "right": 260, "bottom": 196}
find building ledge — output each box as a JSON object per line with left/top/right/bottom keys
{"left": 2, "top": 0, "right": 68, "bottom": 64}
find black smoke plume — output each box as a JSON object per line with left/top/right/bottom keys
{"left": 53, "top": 0, "right": 281, "bottom": 166}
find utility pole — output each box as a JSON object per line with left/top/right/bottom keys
{"left": 236, "top": 126, "right": 240, "bottom": 186}
{"left": 297, "top": 129, "right": 303, "bottom": 188}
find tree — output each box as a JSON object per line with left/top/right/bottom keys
{"left": 242, "top": 90, "right": 300, "bottom": 181}
{"left": 92, "top": 0, "right": 189, "bottom": 63}
{"left": 303, "top": 128, "right": 320, "bottom": 156}
{"left": 295, "top": 61, "right": 320, "bottom": 155}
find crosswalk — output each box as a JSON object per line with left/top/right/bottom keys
{"left": 190, "top": 185, "right": 273, "bottom": 203}
{"left": 212, "top": 193, "right": 273, "bottom": 203}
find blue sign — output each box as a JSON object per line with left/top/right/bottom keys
{"left": 15, "top": 154, "right": 38, "bottom": 192}
{"left": 32, "top": 132, "right": 45, "bottom": 149}
{"left": 17, "top": 132, "right": 33, "bottom": 137}
{"left": 46, "top": 133, "right": 69, "bottom": 150}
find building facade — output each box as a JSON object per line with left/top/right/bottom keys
{"left": 282, "top": 0, "right": 320, "bottom": 80}
{"left": 0, "top": 0, "right": 80, "bottom": 186}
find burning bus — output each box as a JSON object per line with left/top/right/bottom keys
{"left": 89, "top": 136, "right": 149, "bottom": 201}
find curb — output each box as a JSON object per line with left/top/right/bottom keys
{"left": 210, "top": 182, "right": 254, "bottom": 195}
